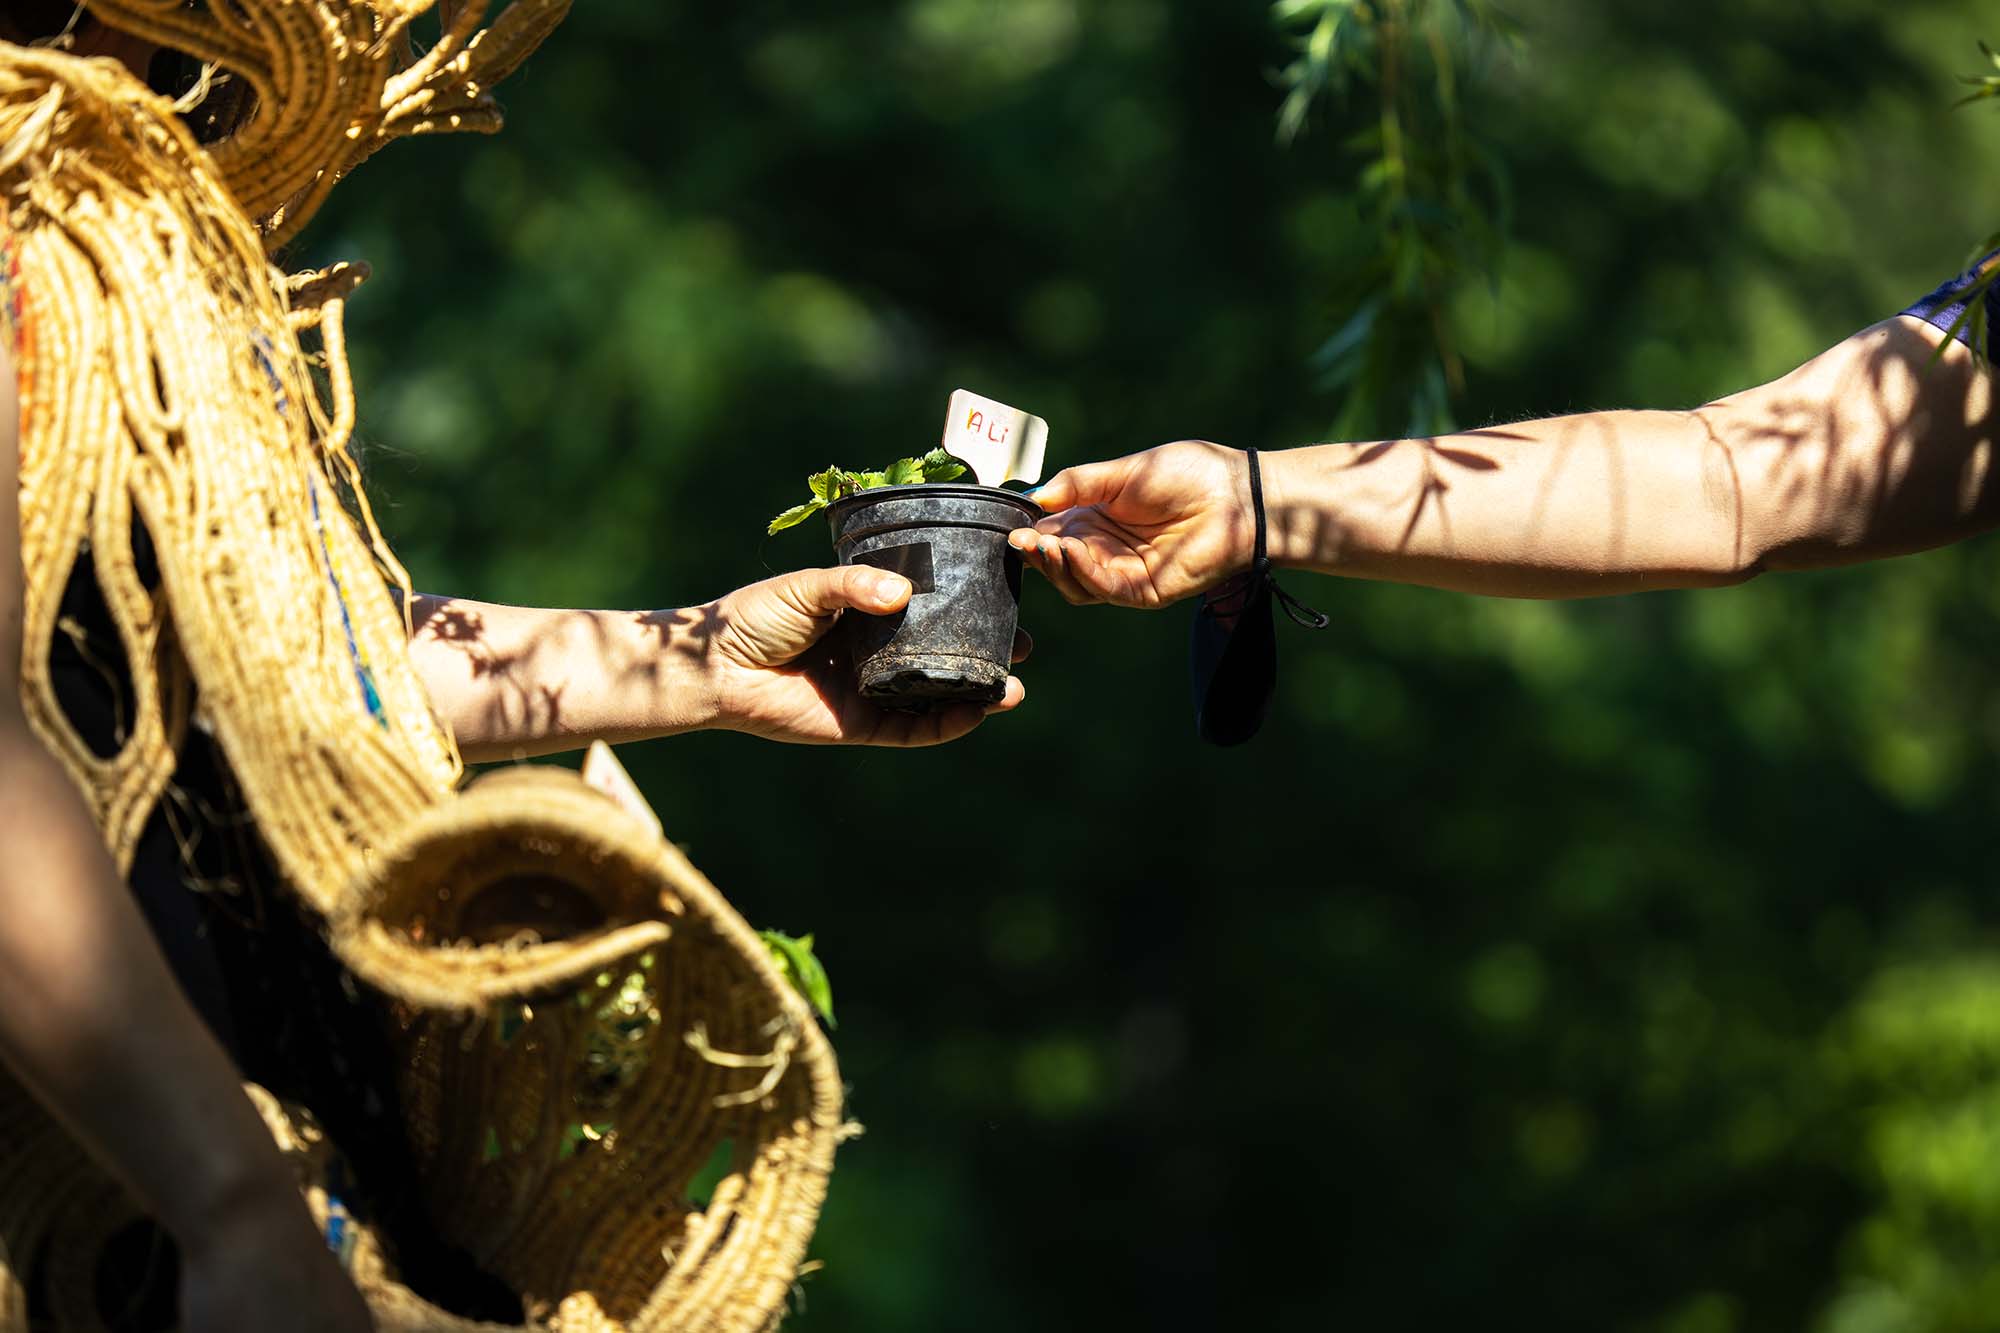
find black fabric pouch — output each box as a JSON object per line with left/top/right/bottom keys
{"left": 1191, "top": 568, "right": 1278, "bottom": 746}
{"left": 1189, "top": 449, "right": 1326, "bottom": 746}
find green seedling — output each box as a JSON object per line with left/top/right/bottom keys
{"left": 766, "top": 449, "right": 967, "bottom": 535}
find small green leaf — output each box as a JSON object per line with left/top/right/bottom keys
{"left": 919, "top": 449, "right": 967, "bottom": 482}
{"left": 776, "top": 453, "right": 970, "bottom": 537}
{"left": 882, "top": 456, "right": 926, "bottom": 486}
{"left": 759, "top": 928, "right": 836, "bottom": 1028}
{"left": 767, "top": 500, "right": 825, "bottom": 535}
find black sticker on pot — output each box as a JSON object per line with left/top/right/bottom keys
{"left": 853, "top": 542, "right": 934, "bottom": 593}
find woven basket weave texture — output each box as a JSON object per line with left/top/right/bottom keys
{"left": 1, "top": 7, "right": 844, "bottom": 1328}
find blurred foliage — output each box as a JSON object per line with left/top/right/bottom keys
{"left": 1275, "top": 0, "right": 1516, "bottom": 435}
{"left": 302, "top": 0, "right": 2000, "bottom": 1328}
{"left": 1958, "top": 39, "right": 2000, "bottom": 109}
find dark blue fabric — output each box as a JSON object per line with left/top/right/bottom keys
{"left": 1903, "top": 251, "right": 2000, "bottom": 347}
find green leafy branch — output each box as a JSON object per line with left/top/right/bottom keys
{"left": 1933, "top": 238, "right": 2000, "bottom": 371}
{"left": 1275, "top": 0, "right": 1518, "bottom": 438}
{"left": 1942, "top": 44, "right": 2000, "bottom": 369}
{"left": 1955, "top": 38, "right": 2000, "bottom": 109}
{"left": 766, "top": 449, "right": 967, "bottom": 535}
{"left": 1275, "top": 0, "right": 1367, "bottom": 145}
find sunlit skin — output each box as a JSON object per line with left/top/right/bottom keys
{"left": 1012, "top": 317, "right": 1998, "bottom": 607}
{"left": 0, "top": 10, "right": 1020, "bottom": 1330}
{"left": 410, "top": 582, "right": 1030, "bottom": 762}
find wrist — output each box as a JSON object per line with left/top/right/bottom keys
{"left": 652, "top": 603, "right": 726, "bottom": 736}
{"left": 1189, "top": 442, "right": 1260, "bottom": 586}
{"left": 1257, "top": 444, "right": 1343, "bottom": 573}
{"left": 1251, "top": 446, "right": 1299, "bottom": 570}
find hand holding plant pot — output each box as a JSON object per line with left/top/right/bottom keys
{"left": 768, "top": 394, "right": 1049, "bottom": 711}
{"left": 1006, "top": 440, "right": 1255, "bottom": 608}
{"left": 698, "top": 563, "right": 1027, "bottom": 744}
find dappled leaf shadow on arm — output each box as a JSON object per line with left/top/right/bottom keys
{"left": 1258, "top": 319, "right": 1999, "bottom": 598}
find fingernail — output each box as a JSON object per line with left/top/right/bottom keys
{"left": 872, "top": 574, "right": 906, "bottom": 600}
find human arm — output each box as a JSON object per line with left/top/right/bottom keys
{"left": 0, "top": 349, "right": 372, "bottom": 1329}
{"left": 1012, "top": 317, "right": 2000, "bottom": 604}
{"left": 406, "top": 565, "right": 1029, "bottom": 762}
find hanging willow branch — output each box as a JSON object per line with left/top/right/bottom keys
{"left": 1273, "top": 0, "right": 1519, "bottom": 438}
{"left": 1934, "top": 40, "right": 2000, "bottom": 368}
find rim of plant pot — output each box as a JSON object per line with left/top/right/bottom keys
{"left": 824, "top": 482, "right": 1042, "bottom": 547}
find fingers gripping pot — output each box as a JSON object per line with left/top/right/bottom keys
{"left": 827, "top": 485, "right": 1041, "bottom": 709}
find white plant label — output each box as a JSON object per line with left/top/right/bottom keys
{"left": 942, "top": 389, "right": 1048, "bottom": 488}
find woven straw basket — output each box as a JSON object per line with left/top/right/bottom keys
{"left": 0, "top": 765, "right": 844, "bottom": 1332}
{"left": 2, "top": 7, "right": 844, "bottom": 1325}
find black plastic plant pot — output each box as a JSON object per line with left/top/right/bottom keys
{"left": 826, "top": 483, "right": 1041, "bottom": 710}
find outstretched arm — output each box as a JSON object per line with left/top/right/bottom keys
{"left": 0, "top": 351, "right": 372, "bottom": 1328}
{"left": 406, "top": 567, "right": 1029, "bottom": 761}
{"left": 1015, "top": 317, "right": 2000, "bottom": 604}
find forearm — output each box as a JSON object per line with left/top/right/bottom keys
{"left": 407, "top": 595, "right": 718, "bottom": 761}
{"left": 1262, "top": 407, "right": 1743, "bottom": 597}
{"left": 1264, "top": 318, "right": 2000, "bottom": 598}
{"left": 0, "top": 727, "right": 306, "bottom": 1248}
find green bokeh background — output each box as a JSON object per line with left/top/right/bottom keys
{"left": 302, "top": 2, "right": 2000, "bottom": 1328}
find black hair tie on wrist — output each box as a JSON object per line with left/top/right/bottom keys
{"left": 1189, "top": 448, "right": 1327, "bottom": 746}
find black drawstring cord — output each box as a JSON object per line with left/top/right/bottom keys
{"left": 1245, "top": 448, "right": 1329, "bottom": 629}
